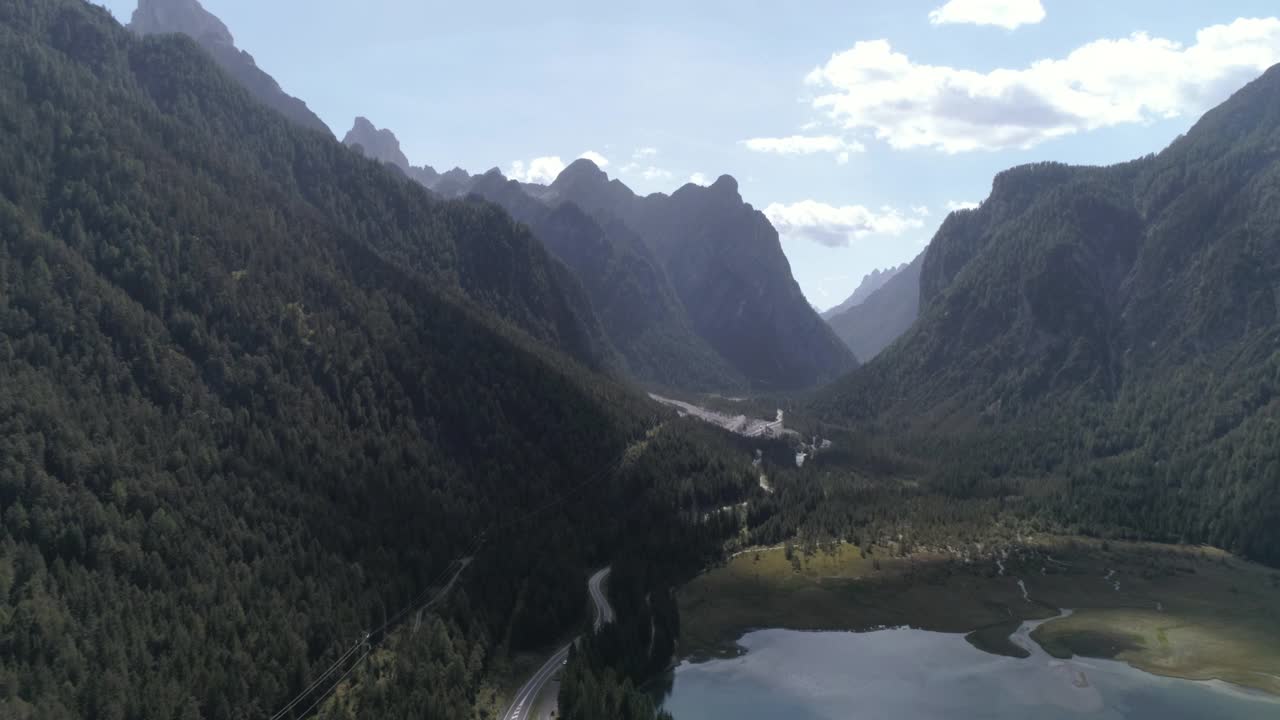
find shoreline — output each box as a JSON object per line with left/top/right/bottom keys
{"left": 671, "top": 616, "right": 1280, "bottom": 703}
{"left": 676, "top": 538, "right": 1280, "bottom": 697}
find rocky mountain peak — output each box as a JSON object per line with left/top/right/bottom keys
{"left": 709, "top": 174, "right": 739, "bottom": 196}
{"left": 127, "top": 0, "right": 332, "bottom": 137}
{"left": 130, "top": 0, "right": 233, "bottom": 47}
{"left": 343, "top": 117, "right": 411, "bottom": 172}
{"left": 553, "top": 158, "right": 609, "bottom": 188}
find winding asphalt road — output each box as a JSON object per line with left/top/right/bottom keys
{"left": 502, "top": 568, "right": 613, "bottom": 720}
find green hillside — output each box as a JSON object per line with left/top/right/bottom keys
{"left": 817, "top": 66, "right": 1280, "bottom": 565}
{"left": 0, "top": 1, "right": 711, "bottom": 716}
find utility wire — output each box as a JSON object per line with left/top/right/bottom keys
{"left": 269, "top": 641, "right": 361, "bottom": 720}
{"left": 274, "top": 439, "right": 641, "bottom": 719}
{"left": 289, "top": 647, "right": 372, "bottom": 720}
{"left": 274, "top": 560, "right": 469, "bottom": 720}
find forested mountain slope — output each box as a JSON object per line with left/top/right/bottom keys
{"left": 125, "top": 8, "right": 615, "bottom": 371}
{"left": 128, "top": 0, "right": 332, "bottom": 136}
{"left": 817, "top": 65, "right": 1280, "bottom": 565}
{"left": 0, "top": 1, "right": 719, "bottom": 716}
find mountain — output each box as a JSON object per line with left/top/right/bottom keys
{"left": 465, "top": 171, "right": 747, "bottom": 391}
{"left": 332, "top": 139, "right": 749, "bottom": 390}
{"left": 0, "top": 3, "right": 682, "bottom": 715}
{"left": 818, "top": 65, "right": 1280, "bottom": 565}
{"left": 822, "top": 263, "right": 907, "bottom": 319}
{"left": 342, "top": 116, "right": 445, "bottom": 188}
{"left": 342, "top": 135, "right": 843, "bottom": 391}
{"left": 128, "top": 0, "right": 333, "bottom": 136}
{"left": 548, "top": 160, "right": 858, "bottom": 390}
{"left": 825, "top": 255, "right": 922, "bottom": 362}
{"left": 343, "top": 116, "right": 412, "bottom": 170}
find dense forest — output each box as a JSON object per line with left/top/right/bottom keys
{"left": 814, "top": 63, "right": 1280, "bottom": 566}
{"left": 0, "top": 1, "right": 757, "bottom": 717}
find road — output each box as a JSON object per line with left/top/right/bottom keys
{"left": 587, "top": 567, "right": 614, "bottom": 630}
{"left": 501, "top": 568, "right": 613, "bottom": 720}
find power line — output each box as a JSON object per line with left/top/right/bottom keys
{"left": 272, "top": 559, "right": 471, "bottom": 720}
{"left": 370, "top": 453, "right": 627, "bottom": 641}
{"left": 269, "top": 641, "right": 361, "bottom": 720}
{"left": 273, "top": 441, "right": 640, "bottom": 719}
{"left": 288, "top": 647, "right": 372, "bottom": 720}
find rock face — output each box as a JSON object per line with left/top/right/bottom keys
{"left": 465, "top": 171, "right": 746, "bottom": 391}
{"left": 339, "top": 137, "right": 852, "bottom": 390}
{"left": 338, "top": 138, "right": 852, "bottom": 390}
{"left": 343, "top": 117, "right": 412, "bottom": 171}
{"left": 343, "top": 118, "right": 468, "bottom": 190}
{"left": 129, "top": 0, "right": 232, "bottom": 44}
{"left": 547, "top": 161, "right": 858, "bottom": 390}
{"left": 129, "top": 0, "right": 332, "bottom": 136}
{"left": 823, "top": 264, "right": 908, "bottom": 320}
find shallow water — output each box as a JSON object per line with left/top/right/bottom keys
{"left": 661, "top": 619, "right": 1279, "bottom": 719}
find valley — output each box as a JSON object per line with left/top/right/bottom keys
{"left": 648, "top": 394, "right": 790, "bottom": 439}
{"left": 2, "top": 1, "right": 1278, "bottom": 719}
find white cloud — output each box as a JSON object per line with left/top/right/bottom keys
{"left": 507, "top": 156, "right": 567, "bottom": 184}
{"left": 633, "top": 147, "right": 658, "bottom": 159}
{"left": 743, "top": 135, "right": 865, "bottom": 162}
{"left": 618, "top": 162, "right": 674, "bottom": 183}
{"left": 689, "top": 172, "right": 711, "bottom": 186}
{"left": 579, "top": 150, "right": 610, "bottom": 168}
{"left": 928, "top": 0, "right": 1045, "bottom": 30}
{"left": 508, "top": 151, "right": 611, "bottom": 183}
{"left": 804, "top": 18, "right": 1280, "bottom": 153}
{"left": 946, "top": 200, "right": 981, "bottom": 211}
{"left": 764, "top": 200, "right": 927, "bottom": 248}
{"left": 912, "top": 206, "right": 932, "bottom": 217}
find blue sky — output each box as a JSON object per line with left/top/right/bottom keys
{"left": 99, "top": 0, "right": 1280, "bottom": 310}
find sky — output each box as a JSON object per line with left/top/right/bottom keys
{"left": 99, "top": 0, "right": 1280, "bottom": 311}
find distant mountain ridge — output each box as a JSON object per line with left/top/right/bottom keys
{"left": 343, "top": 116, "right": 456, "bottom": 189}
{"left": 544, "top": 160, "right": 858, "bottom": 390}
{"left": 342, "top": 124, "right": 855, "bottom": 391}
{"left": 129, "top": 0, "right": 332, "bottom": 136}
{"left": 822, "top": 263, "right": 908, "bottom": 319}
{"left": 825, "top": 255, "right": 922, "bottom": 362}
{"left": 464, "top": 169, "right": 748, "bottom": 391}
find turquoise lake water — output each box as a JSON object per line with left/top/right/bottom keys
{"left": 660, "top": 619, "right": 1279, "bottom": 719}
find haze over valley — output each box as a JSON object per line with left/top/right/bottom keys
{"left": 1, "top": 1, "right": 1278, "bottom": 719}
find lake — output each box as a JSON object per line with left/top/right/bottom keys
{"left": 660, "top": 618, "right": 1279, "bottom": 719}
